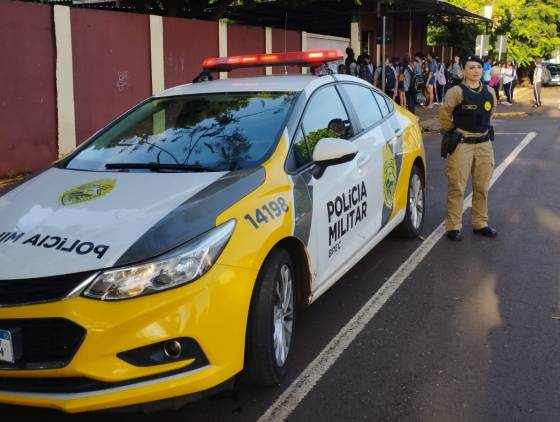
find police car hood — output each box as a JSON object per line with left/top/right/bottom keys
{"left": 0, "top": 167, "right": 264, "bottom": 279}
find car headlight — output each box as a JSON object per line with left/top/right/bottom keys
{"left": 83, "top": 219, "right": 236, "bottom": 301}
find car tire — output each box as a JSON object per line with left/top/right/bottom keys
{"left": 243, "top": 248, "right": 296, "bottom": 386}
{"left": 396, "top": 165, "right": 425, "bottom": 238}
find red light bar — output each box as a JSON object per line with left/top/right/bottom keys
{"left": 202, "top": 50, "right": 344, "bottom": 72}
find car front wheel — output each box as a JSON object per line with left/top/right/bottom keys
{"left": 243, "top": 248, "right": 296, "bottom": 385}
{"left": 396, "top": 165, "right": 425, "bottom": 238}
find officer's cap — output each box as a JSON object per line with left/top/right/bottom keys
{"left": 462, "top": 54, "right": 484, "bottom": 66}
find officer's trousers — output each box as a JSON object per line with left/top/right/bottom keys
{"left": 446, "top": 141, "right": 494, "bottom": 231}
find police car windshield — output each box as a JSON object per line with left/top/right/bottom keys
{"left": 64, "top": 92, "right": 297, "bottom": 172}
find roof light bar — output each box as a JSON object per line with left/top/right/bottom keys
{"left": 202, "top": 50, "right": 344, "bottom": 72}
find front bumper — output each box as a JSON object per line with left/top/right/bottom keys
{"left": 0, "top": 264, "right": 257, "bottom": 413}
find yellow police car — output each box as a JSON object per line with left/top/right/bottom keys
{"left": 0, "top": 50, "right": 426, "bottom": 412}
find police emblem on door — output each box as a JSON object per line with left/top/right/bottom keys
{"left": 383, "top": 144, "right": 397, "bottom": 208}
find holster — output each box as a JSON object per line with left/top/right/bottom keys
{"left": 449, "top": 131, "right": 461, "bottom": 154}
{"left": 488, "top": 125, "right": 495, "bottom": 141}
{"left": 441, "top": 130, "right": 461, "bottom": 158}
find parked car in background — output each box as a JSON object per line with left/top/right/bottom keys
{"left": 543, "top": 62, "right": 560, "bottom": 86}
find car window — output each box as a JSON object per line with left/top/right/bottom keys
{"left": 64, "top": 92, "right": 298, "bottom": 172}
{"left": 288, "top": 128, "right": 311, "bottom": 170}
{"left": 301, "top": 85, "right": 353, "bottom": 156}
{"left": 372, "top": 91, "right": 390, "bottom": 117}
{"left": 340, "top": 84, "right": 384, "bottom": 130}
{"left": 385, "top": 96, "right": 395, "bottom": 113}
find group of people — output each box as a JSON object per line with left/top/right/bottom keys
{"left": 341, "top": 48, "right": 521, "bottom": 115}
{"left": 339, "top": 49, "right": 554, "bottom": 242}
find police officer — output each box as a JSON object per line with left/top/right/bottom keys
{"left": 439, "top": 55, "right": 498, "bottom": 241}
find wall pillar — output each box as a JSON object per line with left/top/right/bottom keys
{"left": 301, "top": 31, "right": 308, "bottom": 74}
{"left": 351, "top": 21, "right": 360, "bottom": 55}
{"left": 54, "top": 5, "right": 76, "bottom": 157}
{"left": 150, "top": 15, "right": 164, "bottom": 94}
{"left": 219, "top": 20, "right": 228, "bottom": 79}
{"left": 265, "top": 26, "right": 272, "bottom": 75}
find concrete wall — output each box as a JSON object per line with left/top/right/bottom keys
{"left": 0, "top": 3, "right": 309, "bottom": 177}
{"left": 0, "top": 1, "right": 57, "bottom": 176}
{"left": 271, "top": 28, "right": 301, "bottom": 75}
{"left": 71, "top": 8, "right": 152, "bottom": 144}
{"left": 0, "top": 1, "right": 432, "bottom": 178}
{"left": 227, "top": 24, "right": 266, "bottom": 78}
{"left": 163, "top": 18, "right": 219, "bottom": 88}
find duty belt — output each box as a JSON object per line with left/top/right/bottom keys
{"left": 458, "top": 133, "right": 489, "bottom": 144}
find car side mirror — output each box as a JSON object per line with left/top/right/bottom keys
{"left": 311, "top": 138, "right": 358, "bottom": 179}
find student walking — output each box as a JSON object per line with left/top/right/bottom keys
{"left": 531, "top": 58, "right": 545, "bottom": 107}
{"left": 345, "top": 47, "right": 358, "bottom": 76}
{"left": 434, "top": 56, "right": 447, "bottom": 104}
{"left": 402, "top": 55, "right": 416, "bottom": 114}
{"left": 501, "top": 61, "right": 516, "bottom": 105}
{"left": 448, "top": 55, "right": 464, "bottom": 87}
{"left": 489, "top": 61, "right": 502, "bottom": 103}
{"left": 424, "top": 52, "right": 437, "bottom": 108}
{"left": 385, "top": 57, "right": 399, "bottom": 100}
{"left": 397, "top": 59, "right": 407, "bottom": 109}
{"left": 357, "top": 54, "right": 373, "bottom": 84}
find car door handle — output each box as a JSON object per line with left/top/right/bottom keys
{"left": 356, "top": 152, "right": 371, "bottom": 168}
{"left": 394, "top": 128, "right": 404, "bottom": 137}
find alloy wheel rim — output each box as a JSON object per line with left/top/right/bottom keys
{"left": 409, "top": 173, "right": 424, "bottom": 230}
{"left": 273, "top": 264, "right": 294, "bottom": 367}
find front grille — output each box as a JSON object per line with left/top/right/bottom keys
{"left": 0, "top": 272, "right": 95, "bottom": 306}
{"left": 0, "top": 318, "right": 86, "bottom": 370}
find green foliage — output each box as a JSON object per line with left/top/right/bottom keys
{"left": 427, "top": 15, "right": 482, "bottom": 57}
{"left": 305, "top": 128, "right": 339, "bottom": 153}
{"left": 505, "top": 0, "right": 560, "bottom": 65}
{"left": 436, "top": 0, "right": 560, "bottom": 65}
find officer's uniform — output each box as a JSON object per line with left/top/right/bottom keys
{"left": 439, "top": 64, "right": 497, "bottom": 235}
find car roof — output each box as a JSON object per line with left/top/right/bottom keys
{"left": 158, "top": 75, "right": 325, "bottom": 97}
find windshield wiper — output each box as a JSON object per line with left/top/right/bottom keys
{"left": 105, "top": 162, "right": 218, "bottom": 172}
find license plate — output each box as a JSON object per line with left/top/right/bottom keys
{"left": 0, "top": 329, "right": 15, "bottom": 363}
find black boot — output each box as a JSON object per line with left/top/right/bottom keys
{"left": 473, "top": 226, "right": 498, "bottom": 238}
{"left": 446, "top": 230, "right": 463, "bottom": 241}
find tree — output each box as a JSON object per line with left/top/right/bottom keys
{"left": 426, "top": 15, "right": 482, "bottom": 58}
{"left": 438, "top": 0, "right": 560, "bottom": 65}
{"left": 504, "top": 0, "right": 560, "bottom": 65}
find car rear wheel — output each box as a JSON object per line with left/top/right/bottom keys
{"left": 396, "top": 165, "right": 425, "bottom": 238}
{"left": 243, "top": 248, "right": 296, "bottom": 385}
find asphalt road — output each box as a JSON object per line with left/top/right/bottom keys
{"left": 3, "top": 87, "right": 560, "bottom": 421}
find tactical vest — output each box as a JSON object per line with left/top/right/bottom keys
{"left": 452, "top": 84, "right": 494, "bottom": 133}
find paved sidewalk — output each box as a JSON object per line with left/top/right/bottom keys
{"left": 0, "top": 175, "right": 24, "bottom": 193}
{"left": 417, "top": 86, "right": 535, "bottom": 133}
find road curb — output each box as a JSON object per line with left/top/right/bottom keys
{"left": 494, "top": 112, "right": 529, "bottom": 118}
